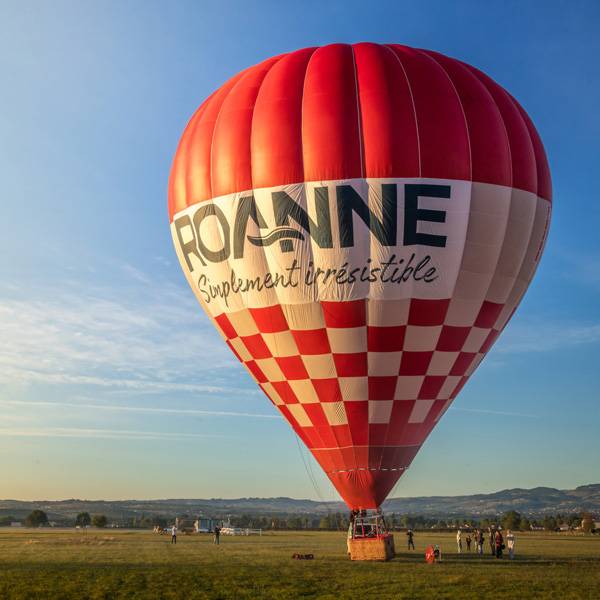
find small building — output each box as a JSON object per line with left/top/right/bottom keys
{"left": 194, "top": 518, "right": 216, "bottom": 533}
{"left": 10, "top": 522, "right": 22, "bottom": 527}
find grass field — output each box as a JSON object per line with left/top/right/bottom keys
{"left": 1, "top": 529, "right": 599, "bottom": 599}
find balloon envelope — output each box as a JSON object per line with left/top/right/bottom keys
{"left": 168, "top": 43, "right": 551, "bottom": 509}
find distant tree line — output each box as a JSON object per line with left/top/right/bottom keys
{"left": 175, "top": 511, "right": 598, "bottom": 532}
{"left": 4, "top": 509, "right": 596, "bottom": 532}
{"left": 384, "top": 510, "right": 597, "bottom": 533}
{"left": 206, "top": 511, "right": 598, "bottom": 533}
{"left": 0, "top": 511, "right": 109, "bottom": 528}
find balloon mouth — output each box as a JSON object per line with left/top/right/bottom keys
{"left": 310, "top": 445, "right": 419, "bottom": 509}
{"left": 327, "top": 468, "right": 407, "bottom": 510}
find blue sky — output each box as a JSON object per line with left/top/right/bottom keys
{"left": 1, "top": 0, "right": 599, "bottom": 501}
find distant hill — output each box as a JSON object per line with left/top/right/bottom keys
{"left": 1, "top": 484, "right": 598, "bottom": 523}
{"left": 383, "top": 484, "right": 600, "bottom": 516}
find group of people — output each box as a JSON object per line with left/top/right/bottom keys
{"left": 456, "top": 527, "right": 516, "bottom": 559}
{"left": 405, "top": 527, "right": 516, "bottom": 559}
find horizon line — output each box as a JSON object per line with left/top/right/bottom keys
{"left": 2, "top": 482, "right": 597, "bottom": 505}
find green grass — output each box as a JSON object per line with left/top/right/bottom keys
{"left": 1, "top": 529, "right": 599, "bottom": 599}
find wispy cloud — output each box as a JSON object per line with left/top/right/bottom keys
{"left": 0, "top": 367, "right": 232, "bottom": 394}
{"left": 0, "top": 426, "right": 229, "bottom": 441}
{"left": 2, "top": 398, "right": 537, "bottom": 423}
{"left": 495, "top": 319, "right": 600, "bottom": 354}
{"left": 0, "top": 414, "right": 32, "bottom": 423}
{"left": 553, "top": 248, "right": 600, "bottom": 289}
{"left": 0, "top": 269, "right": 243, "bottom": 393}
{"left": 0, "top": 399, "right": 280, "bottom": 419}
{"left": 119, "top": 262, "right": 153, "bottom": 285}
{"left": 450, "top": 407, "right": 540, "bottom": 419}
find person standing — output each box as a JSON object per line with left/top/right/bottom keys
{"left": 488, "top": 527, "right": 496, "bottom": 556}
{"left": 171, "top": 524, "right": 177, "bottom": 544}
{"left": 466, "top": 533, "right": 472, "bottom": 552}
{"left": 506, "top": 530, "right": 515, "bottom": 559}
{"left": 495, "top": 529, "right": 504, "bottom": 558}
{"left": 478, "top": 530, "right": 485, "bottom": 555}
{"left": 407, "top": 529, "right": 415, "bottom": 550}
{"left": 456, "top": 529, "right": 462, "bottom": 553}
{"left": 213, "top": 525, "right": 221, "bottom": 545}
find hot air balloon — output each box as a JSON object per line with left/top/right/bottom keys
{"left": 168, "top": 43, "right": 551, "bottom": 530}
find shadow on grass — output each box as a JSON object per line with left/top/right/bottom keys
{"left": 392, "top": 551, "right": 600, "bottom": 566}
{"left": 4, "top": 554, "right": 599, "bottom": 571}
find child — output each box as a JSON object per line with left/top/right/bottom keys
{"left": 506, "top": 530, "right": 515, "bottom": 559}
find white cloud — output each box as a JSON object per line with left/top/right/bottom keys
{"left": 496, "top": 319, "right": 600, "bottom": 354}
{"left": 0, "top": 426, "right": 228, "bottom": 441}
{"left": 0, "top": 399, "right": 280, "bottom": 419}
{"left": 0, "top": 367, "right": 232, "bottom": 394}
{"left": 0, "top": 414, "right": 32, "bottom": 423}
{"left": 553, "top": 248, "right": 600, "bottom": 289}
{"left": 450, "top": 407, "right": 540, "bottom": 419}
{"left": 119, "top": 262, "right": 153, "bottom": 285}
{"left": 0, "top": 272, "right": 242, "bottom": 393}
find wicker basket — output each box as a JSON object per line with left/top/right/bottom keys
{"left": 347, "top": 534, "right": 395, "bottom": 561}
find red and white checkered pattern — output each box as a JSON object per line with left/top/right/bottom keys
{"left": 214, "top": 298, "right": 495, "bottom": 467}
